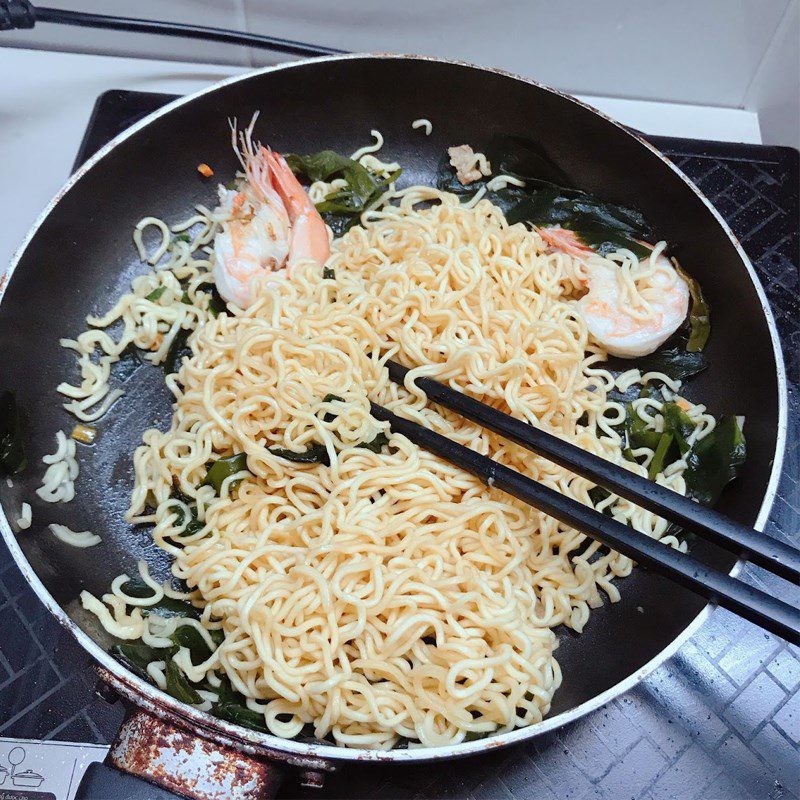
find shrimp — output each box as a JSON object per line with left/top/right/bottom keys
{"left": 536, "top": 225, "right": 594, "bottom": 259}
{"left": 213, "top": 118, "right": 330, "bottom": 309}
{"left": 537, "top": 227, "right": 689, "bottom": 358}
{"left": 577, "top": 250, "right": 689, "bottom": 357}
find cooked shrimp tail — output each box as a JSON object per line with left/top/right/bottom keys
{"left": 536, "top": 225, "right": 594, "bottom": 258}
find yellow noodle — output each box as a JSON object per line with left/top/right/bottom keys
{"left": 81, "top": 188, "right": 697, "bottom": 750}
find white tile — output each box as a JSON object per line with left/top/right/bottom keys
{"left": 240, "top": 0, "right": 791, "bottom": 107}
{"left": 575, "top": 95, "right": 762, "bottom": 143}
{"left": 1, "top": 0, "right": 251, "bottom": 66}
{"left": 743, "top": 0, "right": 800, "bottom": 149}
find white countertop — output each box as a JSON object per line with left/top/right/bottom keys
{"left": 0, "top": 47, "right": 763, "bottom": 271}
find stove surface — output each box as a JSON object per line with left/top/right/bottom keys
{"left": 1, "top": 90, "right": 798, "bottom": 800}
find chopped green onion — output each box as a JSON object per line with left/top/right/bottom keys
{"left": 661, "top": 402, "right": 695, "bottom": 456}
{"left": 648, "top": 432, "right": 674, "bottom": 479}
{"left": 145, "top": 286, "right": 167, "bottom": 302}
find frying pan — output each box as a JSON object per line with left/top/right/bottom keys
{"left": 0, "top": 54, "right": 787, "bottom": 799}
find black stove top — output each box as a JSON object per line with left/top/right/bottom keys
{"left": 1, "top": 89, "right": 798, "bottom": 800}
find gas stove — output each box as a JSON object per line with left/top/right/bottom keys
{"left": 0, "top": 89, "right": 797, "bottom": 800}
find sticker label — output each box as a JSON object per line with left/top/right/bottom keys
{"left": 0, "top": 739, "right": 108, "bottom": 800}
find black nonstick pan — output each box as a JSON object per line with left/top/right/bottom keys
{"left": 0, "top": 55, "right": 787, "bottom": 799}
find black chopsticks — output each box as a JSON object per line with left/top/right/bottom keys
{"left": 386, "top": 359, "right": 800, "bottom": 583}
{"left": 373, "top": 363, "right": 800, "bottom": 645}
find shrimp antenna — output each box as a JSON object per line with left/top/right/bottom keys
{"left": 228, "top": 111, "right": 262, "bottom": 171}
{"left": 228, "top": 116, "right": 244, "bottom": 169}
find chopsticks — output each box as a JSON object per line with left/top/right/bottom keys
{"left": 385, "top": 359, "right": 800, "bottom": 583}
{"left": 371, "top": 365, "right": 800, "bottom": 645}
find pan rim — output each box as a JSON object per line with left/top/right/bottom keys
{"left": 0, "top": 52, "right": 788, "bottom": 763}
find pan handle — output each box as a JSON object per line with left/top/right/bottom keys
{"left": 75, "top": 708, "right": 285, "bottom": 800}
{"left": 75, "top": 761, "right": 188, "bottom": 800}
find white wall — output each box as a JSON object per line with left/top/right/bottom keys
{"left": 743, "top": 0, "right": 800, "bottom": 148}
{"left": 2, "top": 0, "right": 798, "bottom": 147}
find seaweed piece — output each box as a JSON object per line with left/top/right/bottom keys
{"left": 165, "top": 659, "right": 201, "bottom": 704}
{"left": 171, "top": 624, "right": 216, "bottom": 664}
{"left": 624, "top": 402, "right": 662, "bottom": 453}
{"left": 683, "top": 416, "right": 746, "bottom": 506}
{"left": 436, "top": 138, "right": 653, "bottom": 258}
{"left": 163, "top": 327, "right": 191, "bottom": 375}
{"left": 269, "top": 444, "right": 330, "bottom": 466}
{"left": 0, "top": 391, "right": 27, "bottom": 475}
{"left": 119, "top": 580, "right": 202, "bottom": 619}
{"left": 321, "top": 394, "right": 345, "bottom": 423}
{"left": 202, "top": 453, "right": 250, "bottom": 494}
{"left": 632, "top": 348, "right": 707, "bottom": 382}
{"left": 207, "top": 288, "right": 227, "bottom": 317}
{"left": 675, "top": 262, "right": 711, "bottom": 352}
{"left": 358, "top": 431, "right": 390, "bottom": 453}
{"left": 111, "top": 642, "right": 170, "bottom": 679}
{"left": 287, "top": 150, "right": 402, "bottom": 234}
{"left": 212, "top": 701, "right": 270, "bottom": 732}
